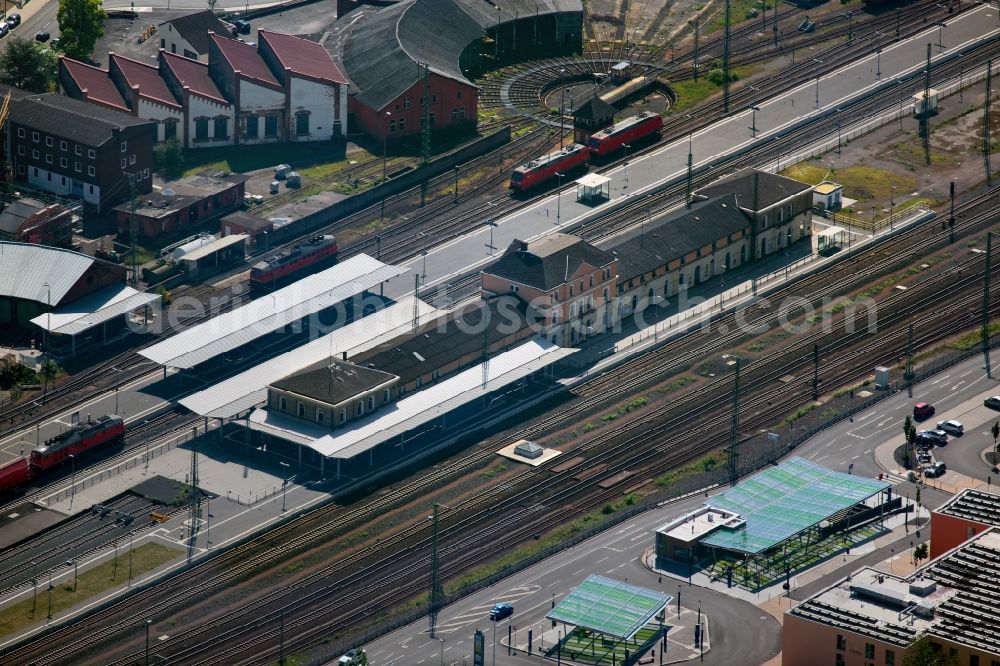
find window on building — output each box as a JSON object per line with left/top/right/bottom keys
{"left": 295, "top": 111, "right": 310, "bottom": 135}
{"left": 16, "top": 127, "right": 23, "bottom": 138}
{"left": 589, "top": 275, "right": 594, "bottom": 288}
{"left": 129, "top": 154, "right": 136, "bottom": 165}
{"left": 569, "top": 285, "right": 574, "bottom": 297}
{"left": 403, "top": 98, "right": 411, "bottom": 109}
{"left": 31, "top": 131, "right": 38, "bottom": 142}
{"left": 416, "top": 377, "right": 423, "bottom": 389}
{"left": 195, "top": 118, "right": 209, "bottom": 141}
{"left": 143, "top": 168, "right": 149, "bottom": 179}
{"left": 603, "top": 288, "right": 609, "bottom": 302}
{"left": 864, "top": 644, "right": 875, "bottom": 659}
{"left": 45, "top": 136, "right": 52, "bottom": 147}
{"left": 835, "top": 656, "right": 844, "bottom": 666}
{"left": 74, "top": 162, "right": 81, "bottom": 172}
{"left": 88, "top": 148, "right": 96, "bottom": 159}
{"left": 120, "top": 141, "right": 127, "bottom": 153}
{"left": 297, "top": 402, "right": 305, "bottom": 417}
{"left": 384, "top": 388, "right": 390, "bottom": 404}
{"left": 45, "top": 154, "right": 52, "bottom": 164}
{"left": 245, "top": 114, "right": 258, "bottom": 139}
{"left": 398, "top": 118, "right": 405, "bottom": 132}
{"left": 389, "top": 119, "right": 396, "bottom": 133}
{"left": 60, "top": 157, "right": 67, "bottom": 168}
{"left": 762, "top": 214, "right": 768, "bottom": 229}
{"left": 60, "top": 140, "right": 67, "bottom": 151}
{"left": 279, "top": 397, "right": 286, "bottom": 411}
{"left": 368, "top": 395, "right": 375, "bottom": 411}
{"left": 315, "top": 408, "right": 324, "bottom": 424}
{"left": 340, "top": 408, "right": 346, "bottom": 424}
{"left": 75, "top": 145, "right": 82, "bottom": 156}
{"left": 164, "top": 118, "right": 178, "bottom": 141}
{"left": 356, "top": 400, "right": 363, "bottom": 416}
{"left": 430, "top": 112, "right": 435, "bottom": 126}
{"left": 31, "top": 149, "right": 38, "bottom": 159}
{"left": 452, "top": 106, "right": 466, "bottom": 121}
{"left": 16, "top": 164, "right": 23, "bottom": 175}
{"left": 88, "top": 185, "right": 94, "bottom": 194}
{"left": 509, "top": 284, "right": 518, "bottom": 292}
{"left": 32, "top": 167, "right": 37, "bottom": 177}
{"left": 61, "top": 176, "right": 65, "bottom": 186}
{"left": 214, "top": 116, "right": 228, "bottom": 139}
{"left": 121, "top": 158, "right": 126, "bottom": 169}
{"left": 265, "top": 115, "right": 278, "bottom": 138}
{"left": 16, "top": 145, "right": 23, "bottom": 156}
{"left": 570, "top": 303, "right": 576, "bottom": 317}
{"left": 968, "top": 656, "right": 978, "bottom": 666}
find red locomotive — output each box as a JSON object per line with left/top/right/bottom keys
{"left": 587, "top": 111, "right": 664, "bottom": 158}
{"left": 509, "top": 143, "right": 590, "bottom": 192}
{"left": 0, "top": 414, "right": 124, "bottom": 495}
{"left": 250, "top": 235, "right": 338, "bottom": 290}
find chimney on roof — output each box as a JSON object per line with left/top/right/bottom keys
{"left": 513, "top": 239, "right": 527, "bottom": 252}
{"left": 342, "top": 351, "right": 347, "bottom": 361}
{"left": 130, "top": 84, "right": 141, "bottom": 114}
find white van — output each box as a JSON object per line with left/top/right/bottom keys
{"left": 936, "top": 420, "right": 964, "bottom": 436}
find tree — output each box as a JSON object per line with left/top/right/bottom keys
{"left": 0, "top": 38, "right": 57, "bottom": 93}
{"left": 903, "top": 635, "right": 957, "bottom": 666}
{"left": 347, "top": 648, "right": 368, "bottom": 666}
{"left": 992, "top": 421, "right": 1000, "bottom": 472}
{"left": 57, "top": 0, "right": 105, "bottom": 60}
{"left": 903, "top": 415, "right": 917, "bottom": 469}
{"left": 913, "top": 542, "right": 928, "bottom": 565}
{"left": 153, "top": 139, "right": 185, "bottom": 179}
{"left": 38, "top": 357, "right": 60, "bottom": 395}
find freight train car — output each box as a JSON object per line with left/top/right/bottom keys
{"left": 249, "top": 235, "right": 338, "bottom": 291}
{"left": 509, "top": 144, "right": 590, "bottom": 192}
{"left": 0, "top": 458, "right": 30, "bottom": 493}
{"left": 29, "top": 414, "right": 125, "bottom": 471}
{"left": 587, "top": 112, "right": 664, "bottom": 158}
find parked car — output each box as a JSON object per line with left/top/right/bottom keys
{"left": 915, "top": 433, "right": 939, "bottom": 449}
{"left": 489, "top": 602, "right": 513, "bottom": 621}
{"left": 918, "top": 429, "right": 948, "bottom": 445}
{"left": 50, "top": 38, "right": 60, "bottom": 50}
{"left": 231, "top": 18, "right": 251, "bottom": 34}
{"left": 0, "top": 24, "right": 8, "bottom": 38}
{"left": 917, "top": 453, "right": 932, "bottom": 464}
{"left": 985, "top": 396, "right": 1000, "bottom": 410}
{"left": 924, "top": 461, "right": 947, "bottom": 477}
{"left": 337, "top": 649, "right": 359, "bottom": 665}
{"left": 913, "top": 402, "right": 935, "bottom": 420}
{"left": 936, "top": 420, "right": 964, "bottom": 436}
{"left": 34, "top": 31, "right": 49, "bottom": 42}
{"left": 6, "top": 13, "right": 21, "bottom": 27}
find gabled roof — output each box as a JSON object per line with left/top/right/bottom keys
{"left": 271, "top": 358, "right": 398, "bottom": 406}
{"left": 159, "top": 50, "right": 229, "bottom": 105}
{"left": 9, "top": 93, "right": 155, "bottom": 146}
{"left": 485, "top": 232, "right": 616, "bottom": 292}
{"left": 694, "top": 168, "right": 813, "bottom": 211}
{"left": 209, "top": 32, "right": 282, "bottom": 90}
{"left": 59, "top": 57, "right": 130, "bottom": 113}
{"left": 109, "top": 53, "right": 181, "bottom": 109}
{"left": 573, "top": 96, "right": 615, "bottom": 121}
{"left": 605, "top": 194, "right": 750, "bottom": 281}
{"left": 257, "top": 30, "right": 346, "bottom": 86}
{"left": 159, "top": 9, "right": 231, "bottom": 55}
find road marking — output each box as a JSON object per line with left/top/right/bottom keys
{"left": 864, "top": 449, "right": 872, "bottom": 454}
{"left": 952, "top": 381, "right": 967, "bottom": 390}
{"left": 815, "top": 454, "right": 829, "bottom": 462}
{"left": 840, "top": 443, "right": 853, "bottom": 450}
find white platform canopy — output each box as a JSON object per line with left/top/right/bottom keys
{"left": 139, "top": 254, "right": 408, "bottom": 369}
{"left": 248, "top": 338, "right": 576, "bottom": 459}
{"left": 179, "top": 233, "right": 247, "bottom": 263}
{"left": 575, "top": 173, "right": 611, "bottom": 202}
{"left": 29, "top": 284, "right": 160, "bottom": 336}
{"left": 179, "top": 297, "right": 438, "bottom": 418}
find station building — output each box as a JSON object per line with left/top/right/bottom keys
{"left": 481, "top": 233, "right": 618, "bottom": 347}
{"left": 784, "top": 526, "right": 1000, "bottom": 666}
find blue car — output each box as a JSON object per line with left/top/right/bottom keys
{"left": 489, "top": 602, "right": 513, "bottom": 621}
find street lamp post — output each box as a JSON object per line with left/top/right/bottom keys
{"left": 623, "top": 143, "right": 630, "bottom": 192}
{"left": 559, "top": 68, "right": 566, "bottom": 149}
{"left": 876, "top": 47, "right": 882, "bottom": 79}
{"left": 555, "top": 172, "right": 565, "bottom": 225}
{"left": 813, "top": 59, "right": 823, "bottom": 109}
{"left": 280, "top": 461, "right": 290, "bottom": 513}
{"left": 381, "top": 111, "right": 391, "bottom": 222}
{"left": 145, "top": 619, "right": 152, "bottom": 666}
{"left": 485, "top": 218, "right": 497, "bottom": 255}
{"left": 836, "top": 108, "right": 842, "bottom": 155}
{"left": 69, "top": 453, "right": 75, "bottom": 510}
{"left": 748, "top": 105, "right": 760, "bottom": 138}
{"left": 206, "top": 495, "right": 212, "bottom": 547}
{"left": 890, "top": 184, "right": 896, "bottom": 229}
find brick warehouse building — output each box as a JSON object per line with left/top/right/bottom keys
{"left": 9, "top": 94, "right": 155, "bottom": 212}
{"left": 332, "top": 0, "right": 582, "bottom": 140}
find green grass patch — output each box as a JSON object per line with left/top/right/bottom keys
{"left": 480, "top": 463, "right": 509, "bottom": 479}
{"left": 180, "top": 140, "right": 348, "bottom": 177}
{"left": 656, "top": 375, "right": 697, "bottom": 394}
{"left": 780, "top": 162, "right": 917, "bottom": 202}
{"left": 0, "top": 542, "right": 179, "bottom": 638}
{"left": 781, "top": 402, "right": 818, "bottom": 426}
{"left": 890, "top": 140, "right": 961, "bottom": 167}
{"left": 949, "top": 320, "right": 1000, "bottom": 351}
{"left": 583, "top": 422, "right": 598, "bottom": 433}
{"left": 667, "top": 78, "right": 720, "bottom": 114}
{"left": 600, "top": 396, "right": 650, "bottom": 422}
{"left": 656, "top": 449, "right": 727, "bottom": 486}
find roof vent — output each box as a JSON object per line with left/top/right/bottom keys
{"left": 909, "top": 579, "right": 937, "bottom": 597}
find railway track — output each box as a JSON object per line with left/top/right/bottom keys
{"left": 10, "top": 178, "right": 1000, "bottom": 665}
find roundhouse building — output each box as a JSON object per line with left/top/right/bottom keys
{"left": 331, "top": 0, "right": 582, "bottom": 140}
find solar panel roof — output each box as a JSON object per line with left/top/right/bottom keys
{"left": 700, "top": 457, "right": 890, "bottom": 554}
{"left": 546, "top": 575, "right": 671, "bottom": 640}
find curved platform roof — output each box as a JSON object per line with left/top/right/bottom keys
{"left": 29, "top": 284, "right": 159, "bottom": 336}
{"left": 139, "top": 254, "right": 408, "bottom": 369}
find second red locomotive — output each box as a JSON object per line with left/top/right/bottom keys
{"left": 587, "top": 111, "right": 664, "bottom": 158}
{"left": 509, "top": 143, "right": 590, "bottom": 192}
{"left": 0, "top": 414, "right": 125, "bottom": 494}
